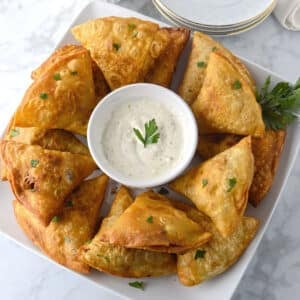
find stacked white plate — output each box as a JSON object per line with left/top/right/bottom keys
{"left": 153, "top": 0, "right": 277, "bottom": 35}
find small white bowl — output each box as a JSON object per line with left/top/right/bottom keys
{"left": 87, "top": 83, "right": 198, "bottom": 188}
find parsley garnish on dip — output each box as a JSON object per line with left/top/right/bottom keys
{"left": 101, "top": 98, "right": 184, "bottom": 181}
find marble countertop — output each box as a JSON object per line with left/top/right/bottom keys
{"left": 0, "top": 0, "right": 299, "bottom": 299}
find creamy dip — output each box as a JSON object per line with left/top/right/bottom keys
{"left": 101, "top": 98, "right": 184, "bottom": 180}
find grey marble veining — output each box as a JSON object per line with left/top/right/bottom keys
{"left": 0, "top": 0, "right": 299, "bottom": 299}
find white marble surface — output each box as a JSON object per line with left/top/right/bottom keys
{"left": 0, "top": 0, "right": 299, "bottom": 299}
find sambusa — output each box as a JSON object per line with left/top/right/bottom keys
{"left": 99, "top": 190, "right": 211, "bottom": 254}
{"left": 197, "top": 130, "right": 286, "bottom": 207}
{"left": 13, "top": 45, "right": 97, "bottom": 135}
{"left": 192, "top": 52, "right": 265, "bottom": 137}
{"left": 178, "top": 31, "right": 255, "bottom": 105}
{"left": 1, "top": 140, "right": 96, "bottom": 224}
{"left": 177, "top": 209, "right": 259, "bottom": 286}
{"left": 80, "top": 186, "right": 177, "bottom": 277}
{"left": 170, "top": 137, "right": 254, "bottom": 237}
{"left": 72, "top": 17, "right": 189, "bottom": 90}
{"left": 13, "top": 175, "right": 108, "bottom": 273}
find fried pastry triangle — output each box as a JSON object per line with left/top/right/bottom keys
{"left": 192, "top": 52, "right": 265, "bottom": 137}
{"left": 1, "top": 127, "right": 90, "bottom": 181}
{"left": 177, "top": 210, "right": 259, "bottom": 286}
{"left": 80, "top": 186, "right": 177, "bottom": 277}
{"left": 13, "top": 175, "right": 108, "bottom": 273}
{"left": 196, "top": 130, "right": 286, "bottom": 207}
{"left": 71, "top": 17, "right": 171, "bottom": 90}
{"left": 145, "top": 28, "right": 190, "bottom": 87}
{"left": 13, "top": 45, "right": 97, "bottom": 135}
{"left": 99, "top": 191, "right": 211, "bottom": 254}
{"left": 170, "top": 137, "right": 254, "bottom": 237}
{"left": 178, "top": 31, "right": 255, "bottom": 105}
{"left": 1, "top": 140, "right": 97, "bottom": 224}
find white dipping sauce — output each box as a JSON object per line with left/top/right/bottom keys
{"left": 101, "top": 98, "right": 184, "bottom": 180}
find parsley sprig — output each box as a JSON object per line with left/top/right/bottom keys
{"left": 133, "top": 119, "right": 160, "bottom": 148}
{"left": 257, "top": 76, "right": 300, "bottom": 130}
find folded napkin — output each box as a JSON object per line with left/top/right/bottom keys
{"left": 273, "top": 0, "right": 300, "bottom": 30}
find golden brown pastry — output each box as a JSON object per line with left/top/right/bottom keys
{"left": 197, "top": 134, "right": 242, "bottom": 160}
{"left": 197, "top": 131, "right": 286, "bottom": 207}
{"left": 91, "top": 61, "right": 110, "bottom": 101}
{"left": 250, "top": 130, "right": 286, "bottom": 206}
{"left": 99, "top": 190, "right": 211, "bottom": 253}
{"left": 170, "top": 137, "right": 254, "bottom": 237}
{"left": 192, "top": 52, "right": 265, "bottom": 137}
{"left": 145, "top": 28, "right": 190, "bottom": 87}
{"left": 177, "top": 211, "right": 259, "bottom": 286}
{"left": 13, "top": 175, "right": 108, "bottom": 273}
{"left": 72, "top": 17, "right": 171, "bottom": 90}
{"left": 0, "top": 127, "right": 90, "bottom": 181}
{"left": 13, "top": 45, "right": 97, "bottom": 135}
{"left": 1, "top": 140, "right": 97, "bottom": 224}
{"left": 80, "top": 186, "right": 177, "bottom": 277}
{"left": 178, "top": 31, "right": 255, "bottom": 105}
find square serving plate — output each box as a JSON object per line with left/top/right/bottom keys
{"left": 1, "top": 1, "right": 299, "bottom": 300}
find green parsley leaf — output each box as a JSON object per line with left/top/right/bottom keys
{"left": 86, "top": 239, "right": 92, "bottom": 244}
{"left": 97, "top": 254, "right": 110, "bottom": 263}
{"left": 30, "top": 159, "right": 39, "bottom": 168}
{"left": 158, "top": 187, "right": 169, "bottom": 195}
{"left": 197, "top": 61, "right": 206, "bottom": 68}
{"left": 128, "top": 23, "right": 136, "bottom": 30}
{"left": 53, "top": 73, "right": 61, "bottom": 81}
{"left": 52, "top": 216, "right": 60, "bottom": 223}
{"left": 64, "top": 236, "right": 72, "bottom": 243}
{"left": 133, "top": 118, "right": 160, "bottom": 148}
{"left": 195, "top": 249, "right": 206, "bottom": 259}
{"left": 70, "top": 70, "right": 78, "bottom": 76}
{"left": 227, "top": 177, "right": 237, "bottom": 192}
{"left": 128, "top": 281, "right": 145, "bottom": 290}
{"left": 113, "top": 43, "right": 121, "bottom": 51}
{"left": 39, "top": 93, "right": 48, "bottom": 100}
{"left": 202, "top": 179, "right": 208, "bottom": 187}
{"left": 232, "top": 80, "right": 242, "bottom": 90}
{"left": 132, "top": 31, "right": 138, "bottom": 38}
{"left": 146, "top": 216, "right": 153, "bottom": 223}
{"left": 212, "top": 46, "right": 217, "bottom": 52}
{"left": 256, "top": 76, "right": 300, "bottom": 130}
{"left": 9, "top": 128, "right": 20, "bottom": 137}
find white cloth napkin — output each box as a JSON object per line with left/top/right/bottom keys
{"left": 273, "top": 0, "right": 300, "bottom": 30}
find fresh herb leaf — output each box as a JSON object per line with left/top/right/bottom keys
{"left": 195, "top": 249, "right": 206, "bottom": 259}
{"left": 232, "top": 80, "right": 242, "bottom": 90}
{"left": 97, "top": 254, "right": 110, "bottom": 263}
{"left": 30, "top": 159, "right": 39, "bottom": 168}
{"left": 227, "top": 177, "right": 237, "bottom": 192}
{"left": 202, "top": 179, "right": 208, "bottom": 187}
{"left": 212, "top": 46, "right": 217, "bottom": 52}
{"left": 197, "top": 61, "right": 206, "bottom": 68}
{"left": 132, "top": 31, "right": 138, "bottom": 38}
{"left": 9, "top": 128, "right": 20, "bottom": 137}
{"left": 129, "top": 281, "right": 145, "bottom": 290}
{"left": 53, "top": 73, "right": 61, "bottom": 81}
{"left": 146, "top": 216, "right": 153, "bottom": 223}
{"left": 257, "top": 76, "right": 300, "bottom": 130}
{"left": 52, "top": 216, "right": 60, "bottom": 223}
{"left": 133, "top": 119, "right": 160, "bottom": 148}
{"left": 158, "top": 187, "right": 169, "bottom": 195}
{"left": 128, "top": 23, "right": 136, "bottom": 30}
{"left": 113, "top": 43, "right": 121, "bottom": 51}
{"left": 64, "top": 236, "right": 72, "bottom": 243}
{"left": 70, "top": 70, "right": 78, "bottom": 76}
{"left": 86, "top": 239, "right": 92, "bottom": 244}
{"left": 39, "top": 92, "right": 48, "bottom": 99}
